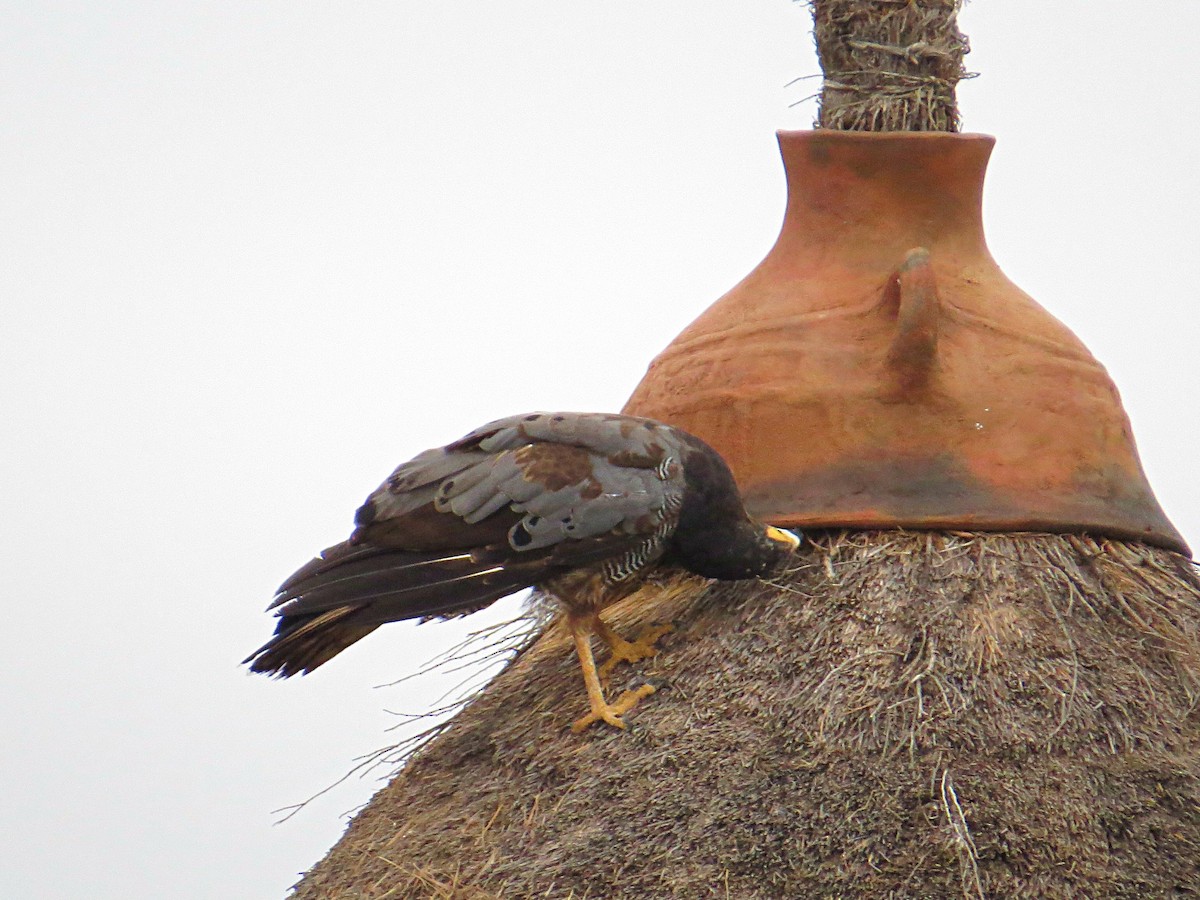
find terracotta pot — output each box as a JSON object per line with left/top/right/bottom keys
{"left": 624, "top": 130, "right": 1187, "bottom": 554}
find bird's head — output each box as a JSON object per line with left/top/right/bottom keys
{"left": 668, "top": 434, "right": 803, "bottom": 580}
{"left": 737, "top": 521, "right": 803, "bottom": 578}
{"left": 672, "top": 514, "right": 802, "bottom": 581}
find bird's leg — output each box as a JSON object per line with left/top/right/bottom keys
{"left": 568, "top": 615, "right": 658, "bottom": 733}
{"left": 594, "top": 616, "right": 673, "bottom": 686}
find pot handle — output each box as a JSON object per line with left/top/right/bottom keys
{"left": 885, "top": 247, "right": 940, "bottom": 393}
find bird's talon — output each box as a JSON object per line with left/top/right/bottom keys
{"left": 571, "top": 683, "right": 658, "bottom": 733}
{"left": 597, "top": 622, "right": 674, "bottom": 686}
{"left": 571, "top": 709, "right": 626, "bottom": 733}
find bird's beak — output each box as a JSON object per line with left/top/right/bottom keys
{"left": 765, "top": 525, "right": 802, "bottom": 550}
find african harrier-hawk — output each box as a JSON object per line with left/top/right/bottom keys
{"left": 245, "top": 412, "right": 799, "bottom": 730}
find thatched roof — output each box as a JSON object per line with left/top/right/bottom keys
{"left": 291, "top": 531, "right": 1200, "bottom": 898}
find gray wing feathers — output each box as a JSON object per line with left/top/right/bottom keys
{"left": 371, "top": 413, "right": 688, "bottom": 552}
{"left": 458, "top": 412, "right": 677, "bottom": 462}
{"left": 587, "top": 458, "right": 671, "bottom": 533}
{"left": 436, "top": 446, "right": 677, "bottom": 551}
{"left": 387, "top": 446, "right": 482, "bottom": 491}
{"left": 434, "top": 452, "right": 533, "bottom": 522}
{"left": 367, "top": 448, "right": 487, "bottom": 520}
{"left": 550, "top": 462, "right": 669, "bottom": 535}
{"left": 432, "top": 457, "right": 507, "bottom": 519}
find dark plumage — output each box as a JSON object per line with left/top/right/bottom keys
{"left": 245, "top": 412, "right": 800, "bottom": 730}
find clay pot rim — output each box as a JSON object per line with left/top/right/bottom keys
{"left": 779, "top": 129, "right": 996, "bottom": 143}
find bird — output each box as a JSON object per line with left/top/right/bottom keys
{"left": 244, "top": 412, "right": 800, "bottom": 731}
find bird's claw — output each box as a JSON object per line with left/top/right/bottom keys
{"left": 597, "top": 622, "right": 674, "bottom": 687}
{"left": 571, "top": 682, "right": 659, "bottom": 733}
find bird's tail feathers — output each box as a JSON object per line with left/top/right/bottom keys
{"left": 245, "top": 540, "right": 546, "bottom": 677}
{"left": 243, "top": 608, "right": 378, "bottom": 678}
{"left": 270, "top": 542, "right": 539, "bottom": 621}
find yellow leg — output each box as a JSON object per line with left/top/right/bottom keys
{"left": 568, "top": 617, "right": 660, "bottom": 733}
{"left": 594, "top": 617, "right": 673, "bottom": 686}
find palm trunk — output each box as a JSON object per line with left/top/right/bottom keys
{"left": 812, "top": 0, "right": 969, "bottom": 131}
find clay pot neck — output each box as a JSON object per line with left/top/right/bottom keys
{"left": 769, "top": 130, "right": 995, "bottom": 271}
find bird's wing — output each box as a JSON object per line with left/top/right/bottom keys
{"left": 359, "top": 412, "right": 688, "bottom": 554}
{"left": 267, "top": 414, "right": 689, "bottom": 623}
{"left": 246, "top": 414, "right": 698, "bottom": 677}
{"left": 447, "top": 411, "right": 678, "bottom": 462}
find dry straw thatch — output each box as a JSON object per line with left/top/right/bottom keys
{"left": 809, "top": 0, "right": 971, "bottom": 131}
{"left": 292, "top": 531, "right": 1200, "bottom": 898}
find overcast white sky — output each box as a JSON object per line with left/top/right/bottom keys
{"left": 4, "top": 2, "right": 1198, "bottom": 897}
